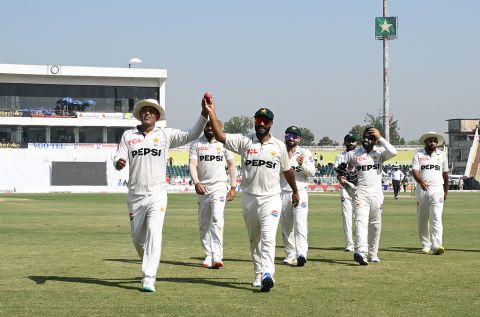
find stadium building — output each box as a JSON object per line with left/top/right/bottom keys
{"left": 0, "top": 63, "right": 167, "bottom": 192}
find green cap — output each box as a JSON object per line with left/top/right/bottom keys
{"left": 344, "top": 133, "right": 356, "bottom": 141}
{"left": 285, "top": 126, "right": 302, "bottom": 137}
{"left": 254, "top": 108, "right": 274, "bottom": 120}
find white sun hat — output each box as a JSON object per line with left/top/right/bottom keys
{"left": 132, "top": 99, "right": 166, "bottom": 121}
{"left": 419, "top": 131, "right": 444, "bottom": 146}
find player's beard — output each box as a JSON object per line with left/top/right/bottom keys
{"left": 425, "top": 142, "right": 437, "bottom": 153}
{"left": 255, "top": 125, "right": 269, "bottom": 139}
{"left": 204, "top": 130, "right": 214, "bottom": 140}
{"left": 346, "top": 143, "right": 356, "bottom": 152}
{"left": 362, "top": 138, "right": 374, "bottom": 151}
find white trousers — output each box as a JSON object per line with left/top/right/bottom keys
{"left": 280, "top": 189, "right": 309, "bottom": 258}
{"left": 242, "top": 192, "right": 282, "bottom": 277}
{"left": 353, "top": 193, "right": 383, "bottom": 256}
{"left": 416, "top": 185, "right": 444, "bottom": 249}
{"left": 340, "top": 190, "right": 354, "bottom": 249}
{"left": 197, "top": 190, "right": 227, "bottom": 259}
{"left": 127, "top": 191, "right": 167, "bottom": 280}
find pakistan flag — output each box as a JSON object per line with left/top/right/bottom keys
{"left": 375, "top": 17, "right": 397, "bottom": 38}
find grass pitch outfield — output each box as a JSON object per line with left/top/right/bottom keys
{"left": 1, "top": 192, "right": 479, "bottom": 317}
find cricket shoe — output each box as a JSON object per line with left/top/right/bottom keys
{"left": 344, "top": 245, "right": 354, "bottom": 252}
{"left": 252, "top": 274, "right": 262, "bottom": 288}
{"left": 421, "top": 247, "right": 431, "bottom": 254}
{"left": 141, "top": 278, "right": 156, "bottom": 292}
{"left": 260, "top": 273, "right": 275, "bottom": 292}
{"left": 432, "top": 246, "right": 445, "bottom": 255}
{"left": 297, "top": 255, "right": 307, "bottom": 267}
{"left": 282, "top": 255, "right": 297, "bottom": 266}
{"left": 201, "top": 256, "right": 213, "bottom": 268}
{"left": 353, "top": 252, "right": 368, "bottom": 265}
{"left": 212, "top": 257, "right": 223, "bottom": 269}
{"left": 368, "top": 254, "right": 381, "bottom": 263}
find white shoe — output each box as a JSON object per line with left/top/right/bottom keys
{"left": 252, "top": 274, "right": 262, "bottom": 288}
{"left": 344, "top": 245, "right": 354, "bottom": 252}
{"left": 282, "top": 255, "right": 297, "bottom": 266}
{"left": 202, "top": 256, "right": 212, "bottom": 268}
{"left": 141, "top": 277, "right": 156, "bottom": 292}
{"left": 369, "top": 254, "right": 381, "bottom": 263}
{"left": 421, "top": 247, "right": 431, "bottom": 254}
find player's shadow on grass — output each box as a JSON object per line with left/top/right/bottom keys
{"left": 382, "top": 246, "right": 480, "bottom": 253}
{"left": 28, "top": 275, "right": 139, "bottom": 291}
{"left": 28, "top": 275, "right": 252, "bottom": 292}
{"left": 104, "top": 257, "right": 251, "bottom": 269}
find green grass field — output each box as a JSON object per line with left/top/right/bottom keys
{"left": 1, "top": 192, "right": 479, "bottom": 317}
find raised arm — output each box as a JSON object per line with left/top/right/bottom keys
{"left": 203, "top": 95, "right": 226, "bottom": 143}
{"left": 226, "top": 157, "right": 237, "bottom": 201}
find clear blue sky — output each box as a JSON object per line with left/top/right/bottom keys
{"left": 1, "top": 0, "right": 479, "bottom": 143}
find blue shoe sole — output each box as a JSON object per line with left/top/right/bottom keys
{"left": 354, "top": 253, "right": 368, "bottom": 265}
{"left": 260, "top": 277, "right": 274, "bottom": 292}
{"left": 297, "top": 256, "right": 307, "bottom": 267}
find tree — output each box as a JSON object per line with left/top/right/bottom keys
{"left": 317, "top": 136, "right": 339, "bottom": 146}
{"left": 348, "top": 113, "right": 406, "bottom": 145}
{"left": 299, "top": 127, "right": 315, "bottom": 146}
{"left": 223, "top": 115, "right": 254, "bottom": 136}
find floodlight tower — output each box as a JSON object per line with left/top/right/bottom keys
{"left": 375, "top": 0, "right": 397, "bottom": 141}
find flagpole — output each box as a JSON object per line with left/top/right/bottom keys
{"left": 383, "top": 0, "right": 390, "bottom": 142}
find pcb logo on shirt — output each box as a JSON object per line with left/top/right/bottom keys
{"left": 271, "top": 210, "right": 279, "bottom": 217}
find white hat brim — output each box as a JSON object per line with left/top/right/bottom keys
{"left": 132, "top": 99, "right": 166, "bottom": 121}
{"left": 419, "top": 132, "right": 444, "bottom": 146}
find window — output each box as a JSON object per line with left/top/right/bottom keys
{"left": 22, "top": 126, "right": 47, "bottom": 143}
{"left": 50, "top": 127, "right": 75, "bottom": 143}
{"left": 107, "top": 127, "right": 130, "bottom": 143}
{"left": 79, "top": 127, "right": 104, "bottom": 143}
{"left": 0, "top": 125, "right": 17, "bottom": 143}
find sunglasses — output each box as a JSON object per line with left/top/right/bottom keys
{"left": 255, "top": 117, "right": 272, "bottom": 125}
{"left": 285, "top": 132, "right": 300, "bottom": 140}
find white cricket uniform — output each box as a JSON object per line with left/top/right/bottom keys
{"left": 189, "top": 137, "right": 235, "bottom": 260}
{"left": 225, "top": 133, "right": 290, "bottom": 278}
{"left": 412, "top": 148, "right": 448, "bottom": 249}
{"left": 280, "top": 146, "right": 316, "bottom": 259}
{"left": 345, "top": 138, "right": 397, "bottom": 257}
{"left": 114, "top": 116, "right": 207, "bottom": 282}
{"left": 334, "top": 150, "right": 355, "bottom": 250}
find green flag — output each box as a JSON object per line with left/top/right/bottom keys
{"left": 375, "top": 17, "right": 397, "bottom": 39}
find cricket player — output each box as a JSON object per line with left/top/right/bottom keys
{"left": 333, "top": 133, "right": 358, "bottom": 252}
{"left": 204, "top": 97, "right": 299, "bottom": 292}
{"left": 280, "top": 126, "right": 316, "bottom": 267}
{"left": 412, "top": 131, "right": 448, "bottom": 255}
{"left": 114, "top": 98, "right": 208, "bottom": 292}
{"left": 339, "top": 127, "right": 397, "bottom": 265}
{"left": 189, "top": 120, "right": 237, "bottom": 269}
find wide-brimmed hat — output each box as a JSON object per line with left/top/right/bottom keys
{"left": 132, "top": 99, "right": 166, "bottom": 121}
{"left": 419, "top": 131, "right": 444, "bottom": 146}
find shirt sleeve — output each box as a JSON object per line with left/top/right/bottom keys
{"left": 168, "top": 115, "right": 208, "bottom": 149}
{"left": 301, "top": 149, "right": 317, "bottom": 177}
{"left": 412, "top": 151, "right": 420, "bottom": 171}
{"left": 378, "top": 137, "right": 397, "bottom": 162}
{"left": 189, "top": 140, "right": 198, "bottom": 160}
{"left": 333, "top": 153, "right": 343, "bottom": 168}
{"left": 225, "top": 134, "right": 247, "bottom": 154}
{"left": 114, "top": 130, "right": 129, "bottom": 167}
{"left": 279, "top": 142, "right": 290, "bottom": 172}
{"left": 224, "top": 148, "right": 235, "bottom": 161}
{"left": 442, "top": 151, "right": 449, "bottom": 172}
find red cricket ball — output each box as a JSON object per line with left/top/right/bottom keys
{"left": 204, "top": 92, "right": 213, "bottom": 102}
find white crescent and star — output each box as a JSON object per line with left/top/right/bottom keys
{"left": 379, "top": 19, "right": 393, "bottom": 33}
